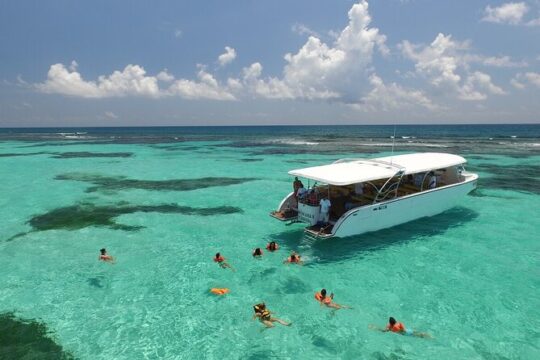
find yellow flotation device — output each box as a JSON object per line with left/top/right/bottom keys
{"left": 210, "top": 288, "right": 230, "bottom": 295}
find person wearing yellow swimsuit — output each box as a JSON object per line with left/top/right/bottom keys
{"left": 252, "top": 303, "right": 291, "bottom": 328}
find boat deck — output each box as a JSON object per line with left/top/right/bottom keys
{"left": 270, "top": 209, "right": 298, "bottom": 221}
{"left": 305, "top": 223, "right": 334, "bottom": 238}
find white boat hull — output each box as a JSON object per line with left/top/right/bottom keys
{"left": 330, "top": 174, "right": 478, "bottom": 238}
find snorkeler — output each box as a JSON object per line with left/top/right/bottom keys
{"left": 99, "top": 248, "right": 115, "bottom": 263}
{"left": 370, "top": 317, "right": 431, "bottom": 338}
{"left": 213, "top": 252, "right": 235, "bottom": 271}
{"left": 283, "top": 252, "right": 303, "bottom": 265}
{"left": 252, "top": 248, "right": 263, "bottom": 258}
{"left": 266, "top": 241, "right": 279, "bottom": 252}
{"left": 252, "top": 303, "right": 291, "bottom": 328}
{"left": 314, "top": 289, "right": 351, "bottom": 310}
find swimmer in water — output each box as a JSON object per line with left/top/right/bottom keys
{"left": 266, "top": 241, "right": 279, "bottom": 252}
{"left": 370, "top": 317, "right": 431, "bottom": 338}
{"left": 252, "top": 248, "right": 263, "bottom": 258}
{"left": 283, "top": 252, "right": 303, "bottom": 265}
{"left": 252, "top": 303, "right": 291, "bottom": 328}
{"left": 314, "top": 289, "right": 351, "bottom": 310}
{"left": 213, "top": 252, "right": 235, "bottom": 271}
{"left": 99, "top": 248, "right": 115, "bottom": 263}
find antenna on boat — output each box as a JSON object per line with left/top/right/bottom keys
{"left": 390, "top": 125, "right": 396, "bottom": 164}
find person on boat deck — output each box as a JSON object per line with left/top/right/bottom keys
{"left": 213, "top": 252, "right": 234, "bottom": 271}
{"left": 266, "top": 241, "right": 279, "bottom": 252}
{"left": 284, "top": 252, "right": 303, "bottom": 265}
{"left": 99, "top": 248, "right": 115, "bottom": 263}
{"left": 376, "top": 317, "right": 431, "bottom": 338}
{"left": 354, "top": 182, "right": 365, "bottom": 195}
{"left": 306, "top": 188, "right": 318, "bottom": 205}
{"left": 319, "top": 197, "right": 332, "bottom": 224}
{"left": 252, "top": 247, "right": 263, "bottom": 257}
{"left": 293, "top": 177, "right": 304, "bottom": 198}
{"left": 253, "top": 303, "right": 291, "bottom": 328}
{"left": 297, "top": 186, "right": 308, "bottom": 200}
{"left": 428, "top": 172, "right": 437, "bottom": 189}
{"left": 314, "top": 289, "right": 350, "bottom": 310}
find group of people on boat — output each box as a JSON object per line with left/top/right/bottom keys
{"left": 290, "top": 171, "right": 440, "bottom": 232}
{"left": 294, "top": 177, "right": 332, "bottom": 226}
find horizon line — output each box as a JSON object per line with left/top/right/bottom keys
{"left": 1, "top": 122, "right": 539, "bottom": 129}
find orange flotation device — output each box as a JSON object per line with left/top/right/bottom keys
{"left": 210, "top": 288, "right": 230, "bottom": 295}
{"left": 314, "top": 292, "right": 332, "bottom": 304}
{"left": 214, "top": 256, "right": 224, "bottom": 263}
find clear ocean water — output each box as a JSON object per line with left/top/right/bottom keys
{"left": 0, "top": 124, "right": 539, "bottom": 359}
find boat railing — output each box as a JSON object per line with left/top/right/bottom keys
{"left": 373, "top": 181, "right": 400, "bottom": 203}
{"left": 373, "top": 170, "right": 404, "bottom": 203}
{"left": 419, "top": 172, "right": 430, "bottom": 191}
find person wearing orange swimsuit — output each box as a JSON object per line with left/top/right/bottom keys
{"left": 314, "top": 288, "right": 350, "bottom": 310}
{"left": 370, "top": 317, "right": 431, "bottom": 338}
{"left": 213, "top": 252, "right": 234, "bottom": 271}
{"left": 283, "top": 252, "right": 303, "bottom": 265}
{"left": 99, "top": 248, "right": 115, "bottom": 263}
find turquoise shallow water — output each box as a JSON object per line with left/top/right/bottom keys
{"left": 0, "top": 126, "right": 539, "bottom": 359}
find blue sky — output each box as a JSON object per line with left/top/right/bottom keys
{"left": 0, "top": 0, "right": 539, "bottom": 126}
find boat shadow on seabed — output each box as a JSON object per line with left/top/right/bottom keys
{"left": 267, "top": 207, "right": 479, "bottom": 264}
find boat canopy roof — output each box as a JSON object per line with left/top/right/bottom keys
{"left": 288, "top": 152, "right": 466, "bottom": 186}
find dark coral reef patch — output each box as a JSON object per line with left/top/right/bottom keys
{"left": 50, "top": 152, "right": 133, "bottom": 158}
{"left": 0, "top": 312, "right": 74, "bottom": 360}
{"left": 55, "top": 173, "right": 258, "bottom": 192}
{"left": 27, "top": 203, "right": 243, "bottom": 232}
{"left": 470, "top": 163, "right": 540, "bottom": 194}
{"left": 0, "top": 152, "right": 48, "bottom": 157}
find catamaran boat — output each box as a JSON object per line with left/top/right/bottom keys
{"left": 270, "top": 152, "right": 478, "bottom": 238}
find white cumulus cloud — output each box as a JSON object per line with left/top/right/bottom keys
{"left": 480, "top": 55, "right": 527, "bottom": 67}
{"left": 35, "top": 62, "right": 235, "bottom": 100}
{"left": 168, "top": 67, "right": 236, "bottom": 100}
{"left": 482, "top": 2, "right": 529, "bottom": 24}
{"left": 104, "top": 111, "right": 118, "bottom": 119}
{"left": 524, "top": 72, "right": 540, "bottom": 87}
{"left": 291, "top": 23, "right": 320, "bottom": 37}
{"left": 510, "top": 77, "right": 526, "bottom": 89}
{"left": 512, "top": 72, "right": 540, "bottom": 88}
{"left": 459, "top": 71, "right": 505, "bottom": 101}
{"left": 157, "top": 70, "right": 174, "bottom": 82}
{"left": 36, "top": 63, "right": 160, "bottom": 98}
{"left": 356, "top": 74, "right": 438, "bottom": 111}
{"left": 400, "top": 33, "right": 505, "bottom": 101}
{"left": 239, "top": 0, "right": 389, "bottom": 103}
{"left": 218, "top": 46, "right": 237, "bottom": 67}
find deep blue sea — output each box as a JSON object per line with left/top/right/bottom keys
{"left": 0, "top": 124, "right": 539, "bottom": 359}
